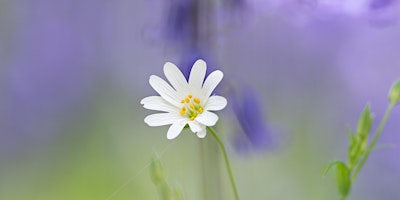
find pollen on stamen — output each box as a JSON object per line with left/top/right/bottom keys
{"left": 180, "top": 107, "right": 186, "bottom": 115}
{"left": 188, "top": 94, "right": 192, "bottom": 98}
{"left": 190, "top": 104, "right": 195, "bottom": 109}
{"left": 180, "top": 99, "right": 185, "bottom": 104}
{"left": 193, "top": 98, "right": 200, "bottom": 104}
{"left": 185, "top": 98, "right": 190, "bottom": 103}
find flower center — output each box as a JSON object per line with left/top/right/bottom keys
{"left": 179, "top": 94, "right": 204, "bottom": 121}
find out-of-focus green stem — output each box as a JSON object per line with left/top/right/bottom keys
{"left": 351, "top": 103, "right": 395, "bottom": 182}
{"left": 207, "top": 127, "right": 240, "bottom": 200}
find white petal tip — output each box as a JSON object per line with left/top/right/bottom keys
{"left": 206, "top": 96, "right": 227, "bottom": 111}
{"left": 163, "top": 62, "right": 175, "bottom": 71}
{"left": 143, "top": 118, "right": 150, "bottom": 126}
{"left": 166, "top": 135, "right": 178, "bottom": 140}
{"left": 166, "top": 131, "right": 181, "bottom": 139}
{"left": 140, "top": 97, "right": 149, "bottom": 105}
{"left": 214, "top": 70, "right": 223, "bottom": 78}
{"left": 195, "top": 59, "right": 206, "bottom": 64}
{"left": 148, "top": 75, "right": 156, "bottom": 83}
{"left": 194, "top": 59, "right": 207, "bottom": 69}
{"left": 143, "top": 117, "right": 153, "bottom": 127}
{"left": 166, "top": 120, "right": 186, "bottom": 140}
{"left": 221, "top": 100, "right": 227, "bottom": 109}
{"left": 196, "top": 130, "right": 207, "bottom": 138}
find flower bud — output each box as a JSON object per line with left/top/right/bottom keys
{"left": 171, "top": 183, "right": 185, "bottom": 200}
{"left": 150, "top": 156, "right": 166, "bottom": 185}
{"left": 356, "top": 105, "right": 373, "bottom": 140}
{"left": 389, "top": 79, "right": 400, "bottom": 105}
{"left": 348, "top": 133, "right": 361, "bottom": 170}
{"left": 157, "top": 181, "right": 173, "bottom": 200}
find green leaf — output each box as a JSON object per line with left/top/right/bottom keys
{"left": 336, "top": 162, "right": 351, "bottom": 197}
{"left": 346, "top": 126, "right": 353, "bottom": 141}
{"left": 323, "top": 161, "right": 351, "bottom": 198}
{"left": 183, "top": 124, "right": 190, "bottom": 130}
{"left": 323, "top": 161, "right": 341, "bottom": 177}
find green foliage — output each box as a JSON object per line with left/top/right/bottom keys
{"left": 335, "top": 162, "right": 351, "bottom": 197}
{"left": 324, "top": 161, "right": 351, "bottom": 198}
{"left": 347, "top": 105, "right": 373, "bottom": 170}
{"left": 149, "top": 155, "right": 185, "bottom": 200}
{"left": 326, "top": 79, "right": 399, "bottom": 200}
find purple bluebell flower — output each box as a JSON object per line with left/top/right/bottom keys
{"left": 231, "top": 86, "right": 275, "bottom": 152}
{"left": 370, "top": 0, "right": 396, "bottom": 9}
{"left": 164, "top": 0, "right": 198, "bottom": 48}
{"left": 367, "top": 0, "right": 399, "bottom": 25}
{"left": 222, "top": 0, "right": 247, "bottom": 11}
{"left": 245, "top": 0, "right": 400, "bottom": 27}
{"left": 163, "top": 0, "right": 249, "bottom": 49}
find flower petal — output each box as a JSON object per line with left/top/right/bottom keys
{"left": 196, "top": 111, "right": 219, "bottom": 126}
{"left": 206, "top": 95, "right": 227, "bottom": 111}
{"left": 144, "top": 113, "right": 182, "bottom": 126}
{"left": 163, "top": 62, "right": 189, "bottom": 92}
{"left": 167, "top": 119, "right": 187, "bottom": 139}
{"left": 202, "top": 70, "right": 223, "bottom": 98}
{"left": 141, "top": 96, "right": 177, "bottom": 113}
{"left": 188, "top": 59, "right": 206, "bottom": 89}
{"left": 149, "top": 75, "right": 181, "bottom": 107}
{"left": 196, "top": 128, "right": 207, "bottom": 138}
{"left": 188, "top": 120, "right": 203, "bottom": 133}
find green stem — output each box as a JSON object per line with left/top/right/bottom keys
{"left": 207, "top": 127, "right": 240, "bottom": 200}
{"left": 351, "top": 103, "right": 395, "bottom": 182}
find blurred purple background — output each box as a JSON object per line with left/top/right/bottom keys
{"left": 0, "top": 0, "right": 399, "bottom": 199}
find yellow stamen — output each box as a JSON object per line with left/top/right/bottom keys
{"left": 180, "top": 107, "right": 186, "bottom": 115}
{"left": 179, "top": 94, "right": 204, "bottom": 120}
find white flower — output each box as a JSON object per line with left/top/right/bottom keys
{"left": 141, "top": 59, "right": 227, "bottom": 139}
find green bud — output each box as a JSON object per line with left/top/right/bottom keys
{"left": 157, "top": 180, "right": 173, "bottom": 200}
{"left": 150, "top": 155, "right": 166, "bottom": 185}
{"left": 389, "top": 79, "right": 400, "bottom": 105}
{"left": 336, "top": 162, "right": 351, "bottom": 198}
{"left": 348, "top": 133, "right": 361, "bottom": 170}
{"left": 356, "top": 104, "right": 373, "bottom": 137}
{"left": 171, "top": 183, "right": 185, "bottom": 200}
